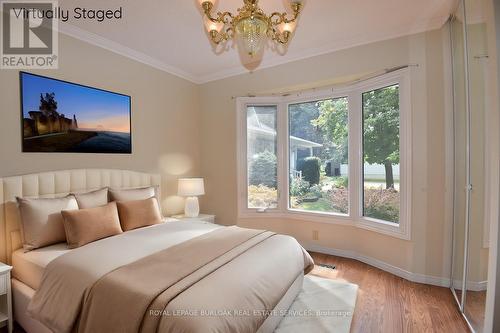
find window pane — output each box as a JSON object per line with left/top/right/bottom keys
{"left": 288, "top": 97, "right": 349, "bottom": 214}
{"left": 247, "top": 105, "right": 278, "bottom": 209}
{"left": 362, "top": 85, "right": 400, "bottom": 223}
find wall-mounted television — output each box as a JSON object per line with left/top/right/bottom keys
{"left": 20, "top": 72, "right": 131, "bottom": 153}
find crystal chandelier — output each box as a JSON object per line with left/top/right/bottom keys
{"left": 200, "top": 0, "right": 303, "bottom": 57}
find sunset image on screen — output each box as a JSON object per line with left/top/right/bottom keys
{"left": 21, "top": 72, "right": 131, "bottom": 153}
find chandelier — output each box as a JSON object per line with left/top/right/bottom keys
{"left": 199, "top": 0, "right": 303, "bottom": 57}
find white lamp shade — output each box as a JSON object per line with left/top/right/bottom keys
{"left": 178, "top": 178, "right": 205, "bottom": 196}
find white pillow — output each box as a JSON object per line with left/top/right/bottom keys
{"left": 109, "top": 186, "right": 159, "bottom": 202}
{"left": 16, "top": 195, "right": 78, "bottom": 251}
{"left": 72, "top": 187, "right": 109, "bottom": 209}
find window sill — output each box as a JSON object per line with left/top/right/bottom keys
{"left": 287, "top": 208, "right": 350, "bottom": 221}
{"left": 355, "top": 217, "right": 410, "bottom": 240}
{"left": 238, "top": 210, "right": 411, "bottom": 240}
{"left": 238, "top": 210, "right": 351, "bottom": 225}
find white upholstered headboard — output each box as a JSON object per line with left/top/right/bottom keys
{"left": 0, "top": 169, "right": 161, "bottom": 264}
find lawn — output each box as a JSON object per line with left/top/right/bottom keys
{"left": 293, "top": 198, "right": 333, "bottom": 212}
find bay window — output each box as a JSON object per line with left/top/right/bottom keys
{"left": 236, "top": 69, "right": 411, "bottom": 239}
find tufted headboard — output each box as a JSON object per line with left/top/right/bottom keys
{"left": 0, "top": 169, "right": 161, "bottom": 264}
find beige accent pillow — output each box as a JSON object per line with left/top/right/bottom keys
{"left": 61, "top": 202, "right": 123, "bottom": 249}
{"left": 16, "top": 196, "right": 79, "bottom": 251}
{"left": 73, "top": 188, "right": 109, "bottom": 209}
{"left": 116, "top": 197, "right": 162, "bottom": 231}
{"left": 109, "top": 186, "right": 158, "bottom": 202}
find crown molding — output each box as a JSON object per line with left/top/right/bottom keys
{"left": 56, "top": 14, "right": 448, "bottom": 85}
{"left": 197, "top": 15, "right": 450, "bottom": 83}
{"left": 57, "top": 23, "right": 202, "bottom": 84}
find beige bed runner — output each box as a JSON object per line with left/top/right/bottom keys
{"left": 79, "top": 227, "right": 274, "bottom": 333}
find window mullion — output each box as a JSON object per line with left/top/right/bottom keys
{"left": 348, "top": 91, "right": 362, "bottom": 220}
{"left": 277, "top": 101, "right": 288, "bottom": 213}
{"left": 237, "top": 100, "right": 247, "bottom": 215}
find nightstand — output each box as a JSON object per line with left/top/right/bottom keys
{"left": 171, "top": 214, "right": 216, "bottom": 224}
{"left": 0, "top": 264, "right": 12, "bottom": 333}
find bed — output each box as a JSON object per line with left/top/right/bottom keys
{"left": 0, "top": 169, "right": 313, "bottom": 333}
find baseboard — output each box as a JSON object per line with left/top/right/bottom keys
{"left": 304, "top": 243, "right": 487, "bottom": 291}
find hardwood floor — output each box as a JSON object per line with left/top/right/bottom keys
{"left": 310, "top": 252, "right": 470, "bottom": 333}
{"left": 464, "top": 290, "right": 486, "bottom": 332}
{"left": 4, "top": 252, "right": 470, "bottom": 333}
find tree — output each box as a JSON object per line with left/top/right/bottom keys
{"left": 298, "top": 157, "right": 321, "bottom": 185}
{"left": 289, "top": 102, "right": 326, "bottom": 160}
{"left": 39, "top": 93, "right": 58, "bottom": 116}
{"left": 311, "top": 98, "right": 349, "bottom": 164}
{"left": 362, "top": 85, "right": 399, "bottom": 188}
{"left": 289, "top": 102, "right": 323, "bottom": 144}
{"left": 249, "top": 150, "right": 277, "bottom": 188}
{"left": 313, "top": 87, "right": 399, "bottom": 189}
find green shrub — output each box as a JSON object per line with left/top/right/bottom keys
{"left": 333, "top": 176, "right": 348, "bottom": 188}
{"left": 299, "top": 185, "right": 323, "bottom": 203}
{"left": 290, "top": 177, "right": 310, "bottom": 196}
{"left": 308, "top": 184, "right": 323, "bottom": 198}
{"left": 298, "top": 157, "right": 321, "bottom": 185}
{"left": 249, "top": 151, "right": 277, "bottom": 188}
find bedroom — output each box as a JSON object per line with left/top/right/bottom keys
{"left": 0, "top": 0, "right": 499, "bottom": 332}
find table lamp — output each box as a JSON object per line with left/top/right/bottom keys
{"left": 178, "top": 178, "right": 205, "bottom": 217}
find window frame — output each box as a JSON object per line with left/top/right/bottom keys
{"left": 236, "top": 69, "right": 411, "bottom": 240}
{"left": 285, "top": 90, "right": 352, "bottom": 219}
{"left": 355, "top": 71, "right": 412, "bottom": 239}
{"left": 237, "top": 98, "right": 285, "bottom": 216}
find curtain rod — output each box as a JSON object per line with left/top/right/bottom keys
{"left": 231, "top": 63, "right": 419, "bottom": 99}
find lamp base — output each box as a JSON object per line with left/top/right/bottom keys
{"left": 184, "top": 196, "right": 200, "bottom": 217}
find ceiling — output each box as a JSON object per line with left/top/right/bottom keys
{"left": 58, "top": 0, "right": 456, "bottom": 83}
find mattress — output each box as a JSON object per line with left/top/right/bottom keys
{"left": 12, "top": 243, "right": 71, "bottom": 290}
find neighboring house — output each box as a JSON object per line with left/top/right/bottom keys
{"left": 247, "top": 107, "right": 322, "bottom": 175}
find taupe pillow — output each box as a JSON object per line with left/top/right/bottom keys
{"left": 116, "top": 197, "right": 162, "bottom": 231}
{"left": 16, "top": 196, "right": 78, "bottom": 251}
{"left": 61, "top": 201, "right": 123, "bottom": 249}
{"left": 73, "top": 188, "right": 109, "bottom": 209}
{"left": 109, "top": 186, "right": 158, "bottom": 202}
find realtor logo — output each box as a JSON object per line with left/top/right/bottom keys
{"left": 1, "top": 1, "right": 58, "bottom": 69}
